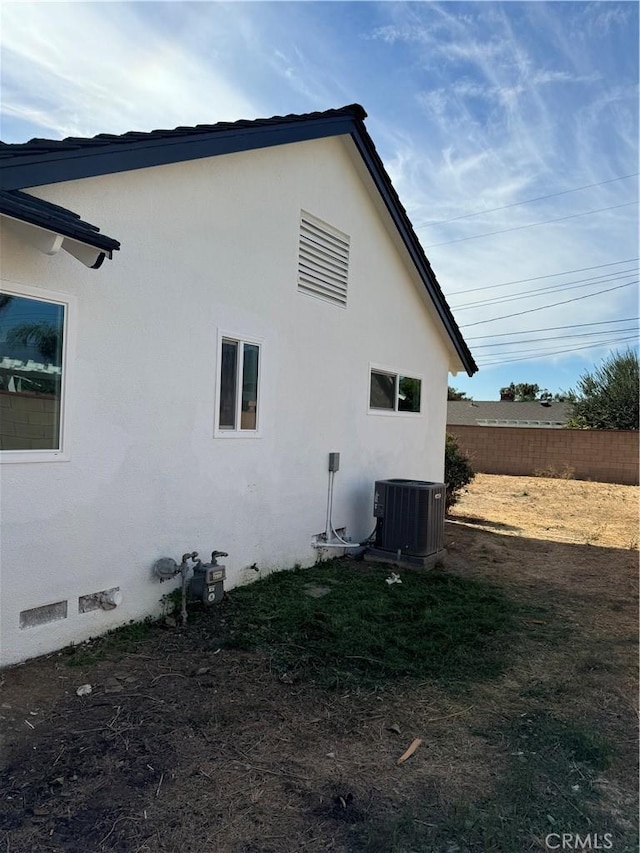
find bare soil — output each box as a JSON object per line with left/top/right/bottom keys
{"left": 1, "top": 474, "right": 637, "bottom": 852}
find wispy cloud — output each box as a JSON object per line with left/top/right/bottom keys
{"left": 1, "top": 1, "right": 637, "bottom": 397}
{"left": 0, "top": 3, "right": 261, "bottom": 138}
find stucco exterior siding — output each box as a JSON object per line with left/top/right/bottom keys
{"left": 1, "top": 136, "right": 452, "bottom": 666}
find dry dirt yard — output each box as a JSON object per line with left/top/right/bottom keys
{"left": 0, "top": 474, "right": 638, "bottom": 853}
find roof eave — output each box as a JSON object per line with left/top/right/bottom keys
{"left": 347, "top": 122, "right": 478, "bottom": 376}
{"left": 1, "top": 213, "right": 114, "bottom": 268}
{"left": 0, "top": 114, "right": 362, "bottom": 192}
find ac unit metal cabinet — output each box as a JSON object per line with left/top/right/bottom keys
{"left": 373, "top": 479, "right": 446, "bottom": 557}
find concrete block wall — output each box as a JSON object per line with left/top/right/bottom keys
{"left": 447, "top": 425, "right": 639, "bottom": 485}
{"left": 0, "top": 391, "right": 59, "bottom": 450}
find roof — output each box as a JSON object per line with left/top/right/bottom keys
{"left": 0, "top": 189, "right": 120, "bottom": 254}
{"left": 0, "top": 104, "right": 476, "bottom": 375}
{"left": 447, "top": 400, "right": 571, "bottom": 427}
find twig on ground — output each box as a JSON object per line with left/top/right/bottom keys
{"left": 549, "top": 780, "right": 592, "bottom": 825}
{"left": 425, "top": 705, "right": 475, "bottom": 724}
{"left": 99, "top": 815, "right": 137, "bottom": 847}
{"left": 231, "top": 760, "right": 310, "bottom": 782}
{"left": 155, "top": 773, "right": 164, "bottom": 798}
{"left": 150, "top": 673, "right": 187, "bottom": 684}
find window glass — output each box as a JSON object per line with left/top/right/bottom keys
{"left": 370, "top": 370, "right": 396, "bottom": 410}
{"left": 241, "top": 344, "right": 259, "bottom": 430}
{"left": 398, "top": 376, "right": 421, "bottom": 412}
{"left": 218, "top": 339, "right": 238, "bottom": 430}
{"left": 0, "top": 293, "right": 64, "bottom": 450}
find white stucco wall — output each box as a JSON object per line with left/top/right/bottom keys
{"left": 0, "top": 135, "right": 454, "bottom": 666}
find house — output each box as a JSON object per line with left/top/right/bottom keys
{"left": 0, "top": 104, "right": 476, "bottom": 667}
{"left": 447, "top": 400, "right": 571, "bottom": 429}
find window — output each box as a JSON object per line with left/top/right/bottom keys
{"left": 369, "top": 368, "right": 422, "bottom": 414}
{"left": 216, "top": 335, "right": 261, "bottom": 435}
{"left": 0, "top": 284, "right": 72, "bottom": 460}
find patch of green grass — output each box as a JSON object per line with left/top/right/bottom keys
{"left": 355, "top": 712, "right": 621, "bottom": 853}
{"left": 221, "top": 560, "right": 517, "bottom": 687}
{"left": 64, "top": 619, "right": 156, "bottom": 667}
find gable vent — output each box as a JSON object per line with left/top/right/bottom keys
{"left": 298, "top": 212, "right": 350, "bottom": 307}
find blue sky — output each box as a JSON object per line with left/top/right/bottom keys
{"left": 1, "top": 1, "right": 638, "bottom": 399}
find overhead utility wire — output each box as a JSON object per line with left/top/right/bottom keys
{"left": 478, "top": 336, "right": 639, "bottom": 366}
{"left": 478, "top": 336, "right": 639, "bottom": 365}
{"left": 461, "top": 280, "right": 636, "bottom": 328}
{"left": 425, "top": 201, "right": 637, "bottom": 248}
{"left": 447, "top": 258, "right": 639, "bottom": 296}
{"left": 471, "top": 327, "right": 639, "bottom": 349}
{"left": 476, "top": 331, "right": 637, "bottom": 361}
{"left": 452, "top": 271, "right": 638, "bottom": 310}
{"left": 420, "top": 173, "right": 639, "bottom": 227}
{"left": 465, "top": 317, "right": 640, "bottom": 340}
{"left": 452, "top": 268, "right": 638, "bottom": 308}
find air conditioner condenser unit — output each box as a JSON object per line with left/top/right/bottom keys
{"left": 370, "top": 479, "right": 446, "bottom": 566}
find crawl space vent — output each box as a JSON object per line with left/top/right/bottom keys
{"left": 298, "top": 211, "right": 350, "bottom": 307}
{"left": 20, "top": 600, "right": 68, "bottom": 629}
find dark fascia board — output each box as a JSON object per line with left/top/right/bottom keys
{"left": 348, "top": 124, "right": 477, "bottom": 375}
{"left": 0, "top": 115, "right": 358, "bottom": 192}
{"left": 0, "top": 105, "right": 476, "bottom": 374}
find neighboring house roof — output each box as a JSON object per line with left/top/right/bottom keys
{"left": 447, "top": 400, "right": 571, "bottom": 427}
{"left": 0, "top": 104, "right": 477, "bottom": 376}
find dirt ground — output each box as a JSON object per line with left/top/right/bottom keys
{"left": 1, "top": 474, "right": 638, "bottom": 852}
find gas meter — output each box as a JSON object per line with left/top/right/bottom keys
{"left": 190, "top": 551, "right": 227, "bottom": 605}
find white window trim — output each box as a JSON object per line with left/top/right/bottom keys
{"left": 0, "top": 279, "right": 75, "bottom": 464}
{"left": 367, "top": 362, "right": 424, "bottom": 418}
{"left": 214, "top": 330, "right": 263, "bottom": 439}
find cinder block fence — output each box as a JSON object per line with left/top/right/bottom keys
{"left": 447, "top": 425, "right": 639, "bottom": 486}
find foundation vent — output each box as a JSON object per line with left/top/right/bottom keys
{"left": 20, "top": 600, "right": 68, "bottom": 629}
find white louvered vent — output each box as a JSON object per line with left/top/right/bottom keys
{"left": 298, "top": 212, "right": 350, "bottom": 307}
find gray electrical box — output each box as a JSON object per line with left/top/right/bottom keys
{"left": 328, "top": 452, "right": 340, "bottom": 472}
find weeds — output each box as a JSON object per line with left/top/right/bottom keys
{"left": 357, "top": 712, "right": 619, "bottom": 853}
{"left": 221, "top": 560, "right": 517, "bottom": 688}
{"left": 64, "top": 619, "right": 156, "bottom": 667}
{"left": 533, "top": 465, "right": 576, "bottom": 480}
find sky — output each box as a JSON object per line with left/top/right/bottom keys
{"left": 1, "top": 1, "right": 638, "bottom": 400}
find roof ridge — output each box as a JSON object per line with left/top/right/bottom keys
{"left": 0, "top": 104, "right": 367, "bottom": 152}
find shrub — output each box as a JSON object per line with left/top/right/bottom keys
{"left": 444, "top": 433, "right": 474, "bottom": 511}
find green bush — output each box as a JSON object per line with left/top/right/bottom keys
{"left": 444, "top": 433, "right": 474, "bottom": 511}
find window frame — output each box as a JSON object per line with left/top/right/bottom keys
{"left": 214, "top": 330, "right": 263, "bottom": 439}
{"left": 0, "top": 280, "right": 75, "bottom": 464}
{"left": 367, "top": 362, "right": 423, "bottom": 417}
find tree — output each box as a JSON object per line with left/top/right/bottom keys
{"left": 448, "top": 386, "right": 471, "bottom": 401}
{"left": 500, "top": 382, "right": 552, "bottom": 401}
{"left": 444, "top": 433, "right": 474, "bottom": 511}
{"left": 567, "top": 349, "right": 639, "bottom": 430}
{"left": 7, "top": 322, "right": 62, "bottom": 364}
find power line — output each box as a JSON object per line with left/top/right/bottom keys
{"left": 452, "top": 271, "right": 638, "bottom": 311}
{"left": 447, "top": 258, "right": 640, "bottom": 297}
{"left": 477, "top": 332, "right": 637, "bottom": 361}
{"left": 447, "top": 258, "right": 639, "bottom": 296}
{"left": 477, "top": 337, "right": 638, "bottom": 366}
{"left": 418, "top": 173, "right": 639, "bottom": 227}
{"left": 465, "top": 317, "right": 640, "bottom": 340}
{"left": 471, "top": 327, "right": 639, "bottom": 349}
{"left": 425, "top": 201, "right": 637, "bottom": 248}
{"left": 461, "top": 281, "right": 637, "bottom": 328}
